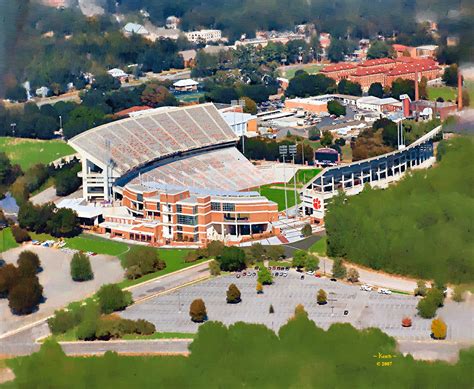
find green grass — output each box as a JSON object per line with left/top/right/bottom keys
{"left": 289, "top": 169, "right": 321, "bottom": 186}
{"left": 258, "top": 185, "right": 299, "bottom": 211}
{"left": 341, "top": 144, "right": 352, "bottom": 162}
{"left": 0, "top": 137, "right": 75, "bottom": 171}
{"left": 268, "top": 260, "right": 291, "bottom": 267}
{"left": 309, "top": 236, "right": 327, "bottom": 256}
{"left": 427, "top": 80, "right": 474, "bottom": 103}
{"left": 280, "top": 64, "right": 323, "bottom": 79}
{"left": 122, "top": 332, "right": 195, "bottom": 340}
{"left": 0, "top": 228, "right": 19, "bottom": 253}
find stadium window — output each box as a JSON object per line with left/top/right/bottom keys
{"left": 211, "top": 202, "right": 221, "bottom": 211}
{"left": 223, "top": 203, "right": 235, "bottom": 212}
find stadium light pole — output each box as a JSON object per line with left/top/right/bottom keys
{"left": 289, "top": 144, "right": 298, "bottom": 219}
{"left": 279, "top": 145, "right": 289, "bottom": 218}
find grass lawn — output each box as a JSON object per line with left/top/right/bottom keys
{"left": 280, "top": 64, "right": 323, "bottom": 79}
{"left": 122, "top": 332, "right": 195, "bottom": 340}
{"left": 341, "top": 144, "right": 352, "bottom": 162}
{"left": 258, "top": 185, "right": 299, "bottom": 211}
{"left": 268, "top": 260, "right": 291, "bottom": 267}
{"left": 427, "top": 80, "right": 474, "bottom": 103}
{"left": 0, "top": 137, "right": 75, "bottom": 171}
{"left": 309, "top": 236, "right": 327, "bottom": 256}
{"left": 0, "top": 227, "right": 19, "bottom": 253}
{"left": 289, "top": 168, "right": 321, "bottom": 186}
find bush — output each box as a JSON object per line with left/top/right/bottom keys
{"left": 292, "top": 250, "right": 308, "bottom": 269}
{"left": 401, "top": 317, "right": 412, "bottom": 327}
{"left": 226, "top": 283, "right": 241, "bottom": 304}
{"left": 76, "top": 303, "right": 100, "bottom": 341}
{"left": 218, "top": 246, "right": 246, "bottom": 272}
{"left": 185, "top": 251, "right": 199, "bottom": 263}
{"left": 17, "top": 251, "right": 41, "bottom": 276}
{"left": 414, "top": 280, "right": 427, "bottom": 297}
{"left": 97, "top": 284, "right": 133, "bottom": 314}
{"left": 189, "top": 299, "right": 207, "bottom": 322}
{"left": 452, "top": 286, "right": 465, "bottom": 302}
{"left": 48, "top": 309, "right": 78, "bottom": 335}
{"left": 124, "top": 246, "right": 165, "bottom": 279}
{"left": 332, "top": 258, "right": 347, "bottom": 279}
{"left": 256, "top": 282, "right": 263, "bottom": 294}
{"left": 8, "top": 276, "right": 43, "bottom": 314}
{"left": 269, "top": 304, "right": 274, "bottom": 314}
{"left": 209, "top": 260, "right": 221, "bottom": 276}
{"left": 0, "top": 264, "right": 20, "bottom": 297}
{"left": 266, "top": 246, "right": 285, "bottom": 261}
{"left": 308, "top": 128, "right": 320, "bottom": 141}
{"left": 301, "top": 223, "right": 312, "bottom": 237}
{"left": 258, "top": 266, "right": 273, "bottom": 285}
{"left": 346, "top": 268, "right": 359, "bottom": 283}
{"left": 327, "top": 100, "right": 346, "bottom": 117}
{"left": 249, "top": 243, "right": 266, "bottom": 262}
{"left": 70, "top": 252, "right": 94, "bottom": 282}
{"left": 431, "top": 318, "right": 447, "bottom": 339}
{"left": 305, "top": 256, "right": 319, "bottom": 272}
{"left": 417, "top": 288, "right": 445, "bottom": 318}
{"left": 11, "top": 225, "right": 31, "bottom": 243}
{"left": 317, "top": 289, "right": 327, "bottom": 305}
{"left": 207, "top": 241, "right": 225, "bottom": 257}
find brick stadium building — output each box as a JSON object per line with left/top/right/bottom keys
{"left": 69, "top": 104, "right": 279, "bottom": 246}
{"left": 320, "top": 57, "right": 441, "bottom": 91}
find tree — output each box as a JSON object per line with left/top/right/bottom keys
{"left": 292, "top": 250, "right": 308, "bottom": 269}
{"left": 308, "top": 128, "right": 320, "bottom": 141}
{"left": 70, "top": 252, "right": 94, "bottom": 282}
{"left": 301, "top": 224, "right": 312, "bottom": 237}
{"left": 337, "top": 79, "right": 362, "bottom": 96}
{"left": 92, "top": 74, "right": 121, "bottom": 91}
{"left": 242, "top": 97, "right": 257, "bottom": 115}
{"left": 207, "top": 240, "right": 225, "bottom": 257}
{"left": 209, "top": 260, "right": 221, "bottom": 276}
{"left": 391, "top": 78, "right": 415, "bottom": 100}
{"left": 417, "top": 288, "right": 444, "bottom": 319}
{"left": 124, "top": 246, "right": 165, "bottom": 279}
{"left": 47, "top": 208, "right": 81, "bottom": 237}
{"left": 256, "top": 281, "right": 263, "bottom": 294}
{"left": 460, "top": 90, "right": 470, "bottom": 107}
{"left": 305, "top": 256, "right": 319, "bottom": 272}
{"left": 320, "top": 130, "right": 333, "bottom": 147}
{"left": 346, "top": 268, "right": 359, "bottom": 283}
{"left": 55, "top": 167, "right": 81, "bottom": 196}
{"left": 258, "top": 266, "right": 273, "bottom": 285}
{"left": 418, "top": 76, "right": 428, "bottom": 100}
{"left": 11, "top": 225, "right": 31, "bottom": 243}
{"left": 249, "top": 243, "right": 266, "bottom": 262}
{"left": 332, "top": 258, "right": 347, "bottom": 279}
{"left": 218, "top": 246, "right": 246, "bottom": 272}
{"left": 141, "top": 83, "right": 177, "bottom": 108}
{"left": 0, "top": 264, "right": 20, "bottom": 297}
{"left": 431, "top": 318, "right": 447, "bottom": 339}
{"left": 375, "top": 118, "right": 398, "bottom": 148}
{"left": 327, "top": 100, "right": 346, "bottom": 117}
{"left": 414, "top": 280, "right": 427, "bottom": 297}
{"left": 367, "top": 41, "right": 394, "bottom": 59}
{"left": 76, "top": 303, "right": 100, "bottom": 341}
{"left": 17, "top": 251, "right": 41, "bottom": 277}
{"left": 206, "top": 87, "right": 239, "bottom": 104}
{"left": 97, "top": 284, "right": 132, "bottom": 314}
{"left": 442, "top": 64, "right": 458, "bottom": 87}
{"left": 189, "top": 299, "right": 207, "bottom": 322}
{"left": 8, "top": 276, "right": 43, "bottom": 314}
{"left": 316, "top": 289, "right": 327, "bottom": 305}
{"left": 266, "top": 246, "right": 285, "bottom": 261}
{"left": 368, "top": 82, "right": 384, "bottom": 98}
{"left": 327, "top": 39, "right": 346, "bottom": 63}
{"left": 226, "top": 283, "right": 241, "bottom": 304}
{"left": 48, "top": 309, "right": 77, "bottom": 335}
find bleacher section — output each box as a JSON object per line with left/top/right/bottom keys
{"left": 133, "top": 147, "right": 269, "bottom": 191}
{"left": 69, "top": 104, "right": 237, "bottom": 175}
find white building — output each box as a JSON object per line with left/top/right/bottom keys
{"left": 185, "top": 29, "right": 222, "bottom": 43}
{"left": 220, "top": 112, "right": 257, "bottom": 137}
{"left": 107, "top": 68, "right": 128, "bottom": 79}
{"left": 173, "top": 79, "right": 199, "bottom": 92}
{"left": 356, "top": 96, "right": 402, "bottom": 113}
{"left": 123, "top": 22, "right": 149, "bottom": 36}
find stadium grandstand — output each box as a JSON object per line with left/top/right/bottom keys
{"left": 302, "top": 125, "right": 442, "bottom": 222}
{"left": 69, "top": 103, "right": 279, "bottom": 246}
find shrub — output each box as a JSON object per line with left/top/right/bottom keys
{"left": 258, "top": 266, "right": 273, "bottom": 285}
{"left": 226, "top": 283, "right": 241, "bottom": 304}
{"left": 249, "top": 243, "right": 266, "bottom": 262}
{"left": 417, "top": 288, "right": 445, "bottom": 318}
{"left": 431, "top": 318, "right": 447, "bottom": 339}
{"left": 76, "top": 303, "right": 100, "bottom": 341}
{"left": 125, "top": 265, "right": 142, "bottom": 280}
{"left": 414, "top": 280, "right": 427, "bottom": 297}
{"left": 207, "top": 241, "right": 225, "bottom": 257}
{"left": 452, "top": 286, "right": 465, "bottom": 302}
{"left": 266, "top": 245, "right": 285, "bottom": 261}
{"left": 269, "top": 304, "right": 274, "bottom": 314}
{"left": 256, "top": 281, "right": 263, "bottom": 294}
{"left": 8, "top": 276, "right": 43, "bottom": 314}
{"left": 185, "top": 251, "right": 199, "bottom": 263}
{"left": 48, "top": 309, "right": 78, "bottom": 335}
{"left": 70, "top": 252, "right": 94, "bottom": 282}
{"left": 305, "top": 256, "right": 319, "bottom": 272}
{"left": 317, "top": 289, "right": 327, "bottom": 305}
{"left": 209, "top": 260, "right": 221, "bottom": 276}
{"left": 292, "top": 250, "right": 308, "bottom": 269}
{"left": 134, "top": 319, "right": 155, "bottom": 335}
{"left": 301, "top": 224, "right": 312, "bottom": 237}
{"left": 189, "top": 299, "right": 207, "bottom": 322}
{"left": 11, "top": 225, "right": 31, "bottom": 243}
{"left": 332, "top": 258, "right": 347, "bottom": 279}
{"left": 97, "top": 284, "right": 133, "bottom": 314}
{"left": 346, "top": 268, "right": 359, "bottom": 283}
{"left": 17, "top": 251, "right": 41, "bottom": 276}
{"left": 124, "top": 246, "right": 165, "bottom": 279}
{"left": 218, "top": 246, "right": 246, "bottom": 272}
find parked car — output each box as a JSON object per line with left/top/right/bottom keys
{"left": 306, "top": 270, "right": 315, "bottom": 275}
{"left": 378, "top": 288, "right": 392, "bottom": 295}
{"left": 360, "top": 284, "right": 373, "bottom": 292}
{"left": 330, "top": 278, "right": 337, "bottom": 282}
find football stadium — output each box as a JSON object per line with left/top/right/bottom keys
{"left": 69, "top": 103, "right": 279, "bottom": 245}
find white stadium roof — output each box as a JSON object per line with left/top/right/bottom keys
{"left": 69, "top": 104, "right": 238, "bottom": 176}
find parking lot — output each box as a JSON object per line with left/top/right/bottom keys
{"left": 121, "top": 270, "right": 474, "bottom": 342}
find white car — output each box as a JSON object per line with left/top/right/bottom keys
{"left": 378, "top": 288, "right": 392, "bottom": 295}
{"left": 306, "top": 270, "right": 315, "bottom": 275}
{"left": 360, "top": 284, "right": 373, "bottom": 292}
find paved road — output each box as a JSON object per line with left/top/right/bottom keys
{"left": 0, "top": 261, "right": 210, "bottom": 356}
